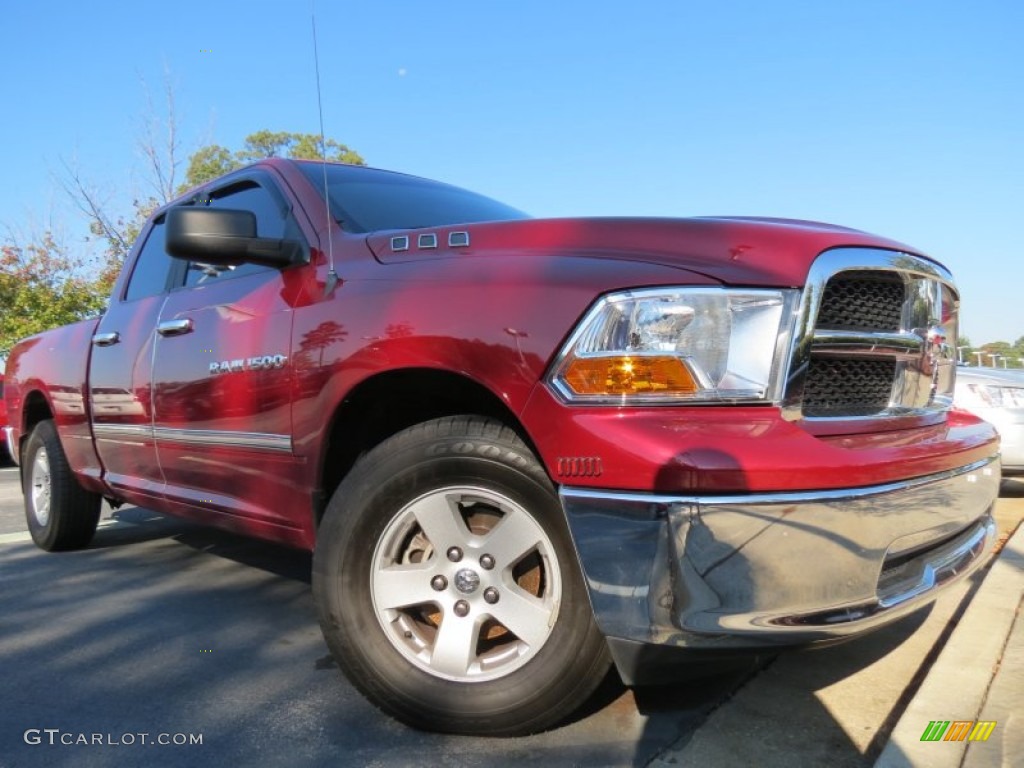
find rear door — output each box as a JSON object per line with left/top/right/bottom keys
{"left": 89, "top": 216, "right": 177, "bottom": 504}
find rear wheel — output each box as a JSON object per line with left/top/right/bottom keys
{"left": 313, "top": 416, "right": 611, "bottom": 735}
{"left": 24, "top": 420, "right": 101, "bottom": 551}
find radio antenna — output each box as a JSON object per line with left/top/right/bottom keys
{"left": 311, "top": 7, "right": 338, "bottom": 296}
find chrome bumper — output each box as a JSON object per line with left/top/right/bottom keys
{"left": 560, "top": 456, "right": 999, "bottom": 665}
{"left": 2, "top": 426, "right": 15, "bottom": 464}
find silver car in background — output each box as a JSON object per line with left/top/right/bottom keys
{"left": 955, "top": 366, "right": 1024, "bottom": 474}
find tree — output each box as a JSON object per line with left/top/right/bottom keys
{"left": 183, "top": 130, "right": 364, "bottom": 188}
{"left": 59, "top": 160, "right": 160, "bottom": 283}
{"left": 182, "top": 145, "right": 236, "bottom": 191}
{"left": 0, "top": 232, "right": 108, "bottom": 359}
{"left": 57, "top": 73, "right": 183, "bottom": 275}
{"left": 50, "top": 126, "right": 363, "bottom": 304}
{"left": 7, "top": 71, "right": 365, "bottom": 359}
{"left": 977, "top": 340, "right": 1016, "bottom": 368}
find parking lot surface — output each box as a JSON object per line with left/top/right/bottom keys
{"left": 1, "top": 464, "right": 1020, "bottom": 767}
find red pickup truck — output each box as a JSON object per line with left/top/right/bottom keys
{"left": 3, "top": 159, "right": 1001, "bottom": 735}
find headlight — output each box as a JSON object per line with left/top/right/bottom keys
{"left": 549, "top": 287, "right": 798, "bottom": 404}
{"left": 966, "top": 383, "right": 1024, "bottom": 408}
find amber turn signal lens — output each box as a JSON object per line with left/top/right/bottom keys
{"left": 563, "top": 356, "right": 698, "bottom": 397}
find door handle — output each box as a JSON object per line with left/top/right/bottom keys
{"left": 157, "top": 318, "right": 194, "bottom": 337}
{"left": 92, "top": 332, "right": 120, "bottom": 347}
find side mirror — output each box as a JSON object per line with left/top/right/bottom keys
{"left": 165, "top": 207, "right": 302, "bottom": 269}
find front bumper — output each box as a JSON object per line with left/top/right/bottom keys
{"left": 560, "top": 456, "right": 999, "bottom": 682}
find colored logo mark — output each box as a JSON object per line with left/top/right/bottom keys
{"left": 920, "top": 720, "right": 997, "bottom": 742}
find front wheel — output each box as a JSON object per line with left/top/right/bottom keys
{"left": 313, "top": 416, "right": 611, "bottom": 735}
{"left": 23, "top": 420, "right": 101, "bottom": 551}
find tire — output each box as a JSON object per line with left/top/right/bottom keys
{"left": 23, "top": 420, "right": 101, "bottom": 551}
{"left": 313, "top": 416, "right": 611, "bottom": 735}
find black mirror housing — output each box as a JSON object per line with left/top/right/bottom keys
{"left": 165, "top": 207, "right": 301, "bottom": 269}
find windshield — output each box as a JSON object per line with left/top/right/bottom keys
{"left": 297, "top": 161, "right": 530, "bottom": 234}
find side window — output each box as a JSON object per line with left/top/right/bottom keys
{"left": 124, "top": 218, "right": 173, "bottom": 301}
{"left": 184, "top": 181, "right": 301, "bottom": 288}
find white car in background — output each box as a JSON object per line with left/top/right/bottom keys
{"left": 955, "top": 366, "right": 1024, "bottom": 474}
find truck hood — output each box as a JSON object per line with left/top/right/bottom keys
{"left": 366, "top": 216, "right": 928, "bottom": 286}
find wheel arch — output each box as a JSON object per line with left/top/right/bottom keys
{"left": 15, "top": 389, "right": 54, "bottom": 469}
{"left": 314, "top": 368, "right": 543, "bottom": 528}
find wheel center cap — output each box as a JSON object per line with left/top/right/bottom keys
{"left": 454, "top": 568, "right": 481, "bottom": 594}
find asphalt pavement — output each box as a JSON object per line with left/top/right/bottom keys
{"left": 0, "top": 463, "right": 1021, "bottom": 767}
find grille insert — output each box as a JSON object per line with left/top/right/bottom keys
{"left": 802, "top": 358, "right": 896, "bottom": 417}
{"left": 817, "top": 271, "right": 904, "bottom": 331}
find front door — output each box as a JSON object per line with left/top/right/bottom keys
{"left": 150, "top": 176, "right": 307, "bottom": 538}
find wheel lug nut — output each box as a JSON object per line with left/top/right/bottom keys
{"left": 431, "top": 575, "right": 448, "bottom": 591}
{"left": 479, "top": 554, "right": 495, "bottom": 570}
{"left": 483, "top": 587, "right": 499, "bottom": 604}
{"left": 453, "top": 600, "right": 470, "bottom": 617}
{"left": 446, "top": 546, "right": 463, "bottom": 562}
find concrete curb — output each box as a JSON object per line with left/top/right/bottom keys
{"left": 874, "top": 525, "right": 1024, "bottom": 768}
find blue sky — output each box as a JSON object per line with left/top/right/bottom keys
{"left": 2, "top": 1, "right": 1021, "bottom": 346}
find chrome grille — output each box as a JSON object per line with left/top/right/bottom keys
{"left": 782, "top": 248, "right": 958, "bottom": 428}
